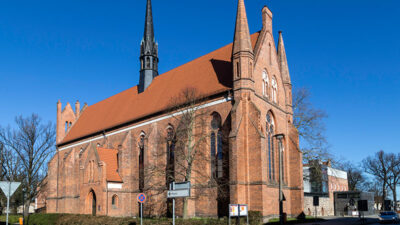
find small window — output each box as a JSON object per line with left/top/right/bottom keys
{"left": 262, "top": 70, "right": 269, "bottom": 97}
{"left": 236, "top": 62, "right": 240, "bottom": 78}
{"left": 249, "top": 62, "right": 253, "bottom": 78}
{"left": 112, "top": 195, "right": 119, "bottom": 209}
{"left": 272, "top": 77, "right": 278, "bottom": 103}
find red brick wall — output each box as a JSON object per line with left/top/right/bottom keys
{"left": 45, "top": 5, "right": 303, "bottom": 220}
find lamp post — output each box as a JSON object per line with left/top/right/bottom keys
{"left": 274, "top": 133, "right": 285, "bottom": 225}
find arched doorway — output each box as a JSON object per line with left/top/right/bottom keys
{"left": 87, "top": 190, "right": 97, "bottom": 216}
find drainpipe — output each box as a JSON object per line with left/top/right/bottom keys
{"left": 106, "top": 182, "right": 108, "bottom": 216}
{"left": 56, "top": 147, "right": 59, "bottom": 212}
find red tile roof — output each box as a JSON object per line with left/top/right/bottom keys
{"left": 60, "top": 32, "right": 260, "bottom": 145}
{"left": 97, "top": 147, "right": 123, "bottom": 183}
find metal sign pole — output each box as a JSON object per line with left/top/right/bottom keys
{"left": 6, "top": 181, "right": 10, "bottom": 225}
{"left": 173, "top": 198, "right": 175, "bottom": 225}
{"left": 171, "top": 182, "right": 175, "bottom": 225}
{"left": 140, "top": 202, "right": 143, "bottom": 225}
{"left": 237, "top": 204, "right": 240, "bottom": 225}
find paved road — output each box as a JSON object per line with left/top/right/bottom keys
{"left": 301, "top": 216, "right": 382, "bottom": 225}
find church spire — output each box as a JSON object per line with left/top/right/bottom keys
{"left": 139, "top": 0, "right": 158, "bottom": 93}
{"left": 277, "top": 31, "right": 291, "bottom": 84}
{"left": 232, "top": 0, "right": 254, "bottom": 93}
{"left": 232, "top": 0, "right": 253, "bottom": 56}
{"left": 144, "top": 0, "right": 154, "bottom": 43}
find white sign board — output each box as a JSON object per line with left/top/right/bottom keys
{"left": 229, "top": 204, "right": 239, "bottom": 216}
{"left": 167, "top": 189, "right": 190, "bottom": 198}
{"left": 0, "top": 181, "right": 21, "bottom": 197}
{"left": 229, "top": 204, "right": 248, "bottom": 217}
{"left": 239, "top": 204, "right": 248, "bottom": 216}
{"left": 174, "top": 181, "right": 191, "bottom": 190}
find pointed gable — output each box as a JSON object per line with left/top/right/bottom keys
{"left": 97, "top": 147, "right": 123, "bottom": 183}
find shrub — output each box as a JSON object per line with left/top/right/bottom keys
{"left": 248, "top": 211, "right": 263, "bottom": 225}
{"left": 28, "top": 214, "right": 61, "bottom": 225}
{"left": 26, "top": 213, "right": 263, "bottom": 225}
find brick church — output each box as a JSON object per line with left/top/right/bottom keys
{"left": 44, "top": 0, "right": 304, "bottom": 219}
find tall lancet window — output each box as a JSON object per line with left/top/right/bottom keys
{"left": 138, "top": 132, "right": 146, "bottom": 191}
{"left": 267, "top": 113, "right": 275, "bottom": 181}
{"left": 272, "top": 77, "right": 278, "bottom": 103}
{"left": 210, "top": 113, "right": 223, "bottom": 179}
{"left": 262, "top": 70, "right": 269, "bottom": 97}
{"left": 166, "top": 125, "right": 175, "bottom": 186}
{"left": 146, "top": 57, "right": 150, "bottom": 68}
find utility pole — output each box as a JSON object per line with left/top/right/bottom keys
{"left": 274, "top": 133, "right": 285, "bottom": 225}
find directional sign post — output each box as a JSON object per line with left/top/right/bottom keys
{"left": 167, "top": 189, "right": 190, "bottom": 198}
{"left": 137, "top": 193, "right": 146, "bottom": 225}
{"left": 168, "top": 182, "right": 191, "bottom": 225}
{"left": 0, "top": 181, "right": 21, "bottom": 225}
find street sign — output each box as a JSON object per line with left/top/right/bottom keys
{"left": 0, "top": 181, "right": 21, "bottom": 197}
{"left": 174, "top": 181, "right": 190, "bottom": 190}
{"left": 358, "top": 200, "right": 368, "bottom": 211}
{"left": 137, "top": 193, "right": 147, "bottom": 203}
{"left": 313, "top": 196, "right": 319, "bottom": 206}
{"left": 167, "top": 189, "right": 190, "bottom": 198}
{"left": 0, "top": 181, "right": 21, "bottom": 225}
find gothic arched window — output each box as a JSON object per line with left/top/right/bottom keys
{"left": 138, "top": 132, "right": 146, "bottom": 191}
{"left": 266, "top": 113, "right": 275, "bottom": 181}
{"left": 249, "top": 62, "right": 253, "bottom": 78}
{"left": 262, "top": 70, "right": 269, "bottom": 97}
{"left": 210, "top": 113, "right": 223, "bottom": 179}
{"left": 146, "top": 57, "right": 150, "bottom": 68}
{"left": 112, "top": 195, "right": 119, "bottom": 209}
{"left": 236, "top": 62, "right": 240, "bottom": 78}
{"left": 272, "top": 77, "right": 278, "bottom": 103}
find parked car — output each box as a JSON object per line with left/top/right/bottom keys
{"left": 379, "top": 211, "right": 399, "bottom": 224}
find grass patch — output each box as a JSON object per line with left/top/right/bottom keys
{"left": 0, "top": 214, "right": 22, "bottom": 224}
{"left": 266, "top": 216, "right": 325, "bottom": 224}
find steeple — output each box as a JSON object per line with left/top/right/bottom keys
{"left": 232, "top": 0, "right": 253, "bottom": 56}
{"left": 277, "top": 31, "right": 293, "bottom": 113}
{"left": 232, "top": 0, "right": 254, "bottom": 93}
{"left": 139, "top": 0, "right": 158, "bottom": 93}
{"left": 277, "top": 31, "right": 291, "bottom": 84}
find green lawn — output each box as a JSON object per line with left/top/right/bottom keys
{"left": 0, "top": 214, "right": 23, "bottom": 224}
{"left": 267, "top": 216, "right": 324, "bottom": 224}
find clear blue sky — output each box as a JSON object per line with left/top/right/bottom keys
{"left": 0, "top": 0, "right": 399, "bottom": 164}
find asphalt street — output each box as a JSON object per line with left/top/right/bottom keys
{"left": 300, "top": 216, "right": 385, "bottom": 225}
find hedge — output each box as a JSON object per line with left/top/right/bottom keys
{"left": 27, "top": 211, "right": 263, "bottom": 225}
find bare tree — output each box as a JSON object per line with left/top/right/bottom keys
{"left": 292, "top": 87, "right": 329, "bottom": 163}
{"left": 0, "top": 114, "right": 55, "bottom": 218}
{"left": 340, "top": 162, "right": 366, "bottom": 191}
{"left": 387, "top": 153, "right": 400, "bottom": 210}
{"left": 141, "top": 88, "right": 228, "bottom": 219}
{"left": 362, "top": 150, "right": 393, "bottom": 210}
{"left": 167, "top": 88, "right": 216, "bottom": 219}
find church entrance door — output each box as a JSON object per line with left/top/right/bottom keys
{"left": 88, "top": 190, "right": 97, "bottom": 216}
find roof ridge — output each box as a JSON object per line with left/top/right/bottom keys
{"left": 59, "top": 32, "right": 261, "bottom": 146}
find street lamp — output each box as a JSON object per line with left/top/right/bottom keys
{"left": 274, "top": 133, "right": 285, "bottom": 225}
